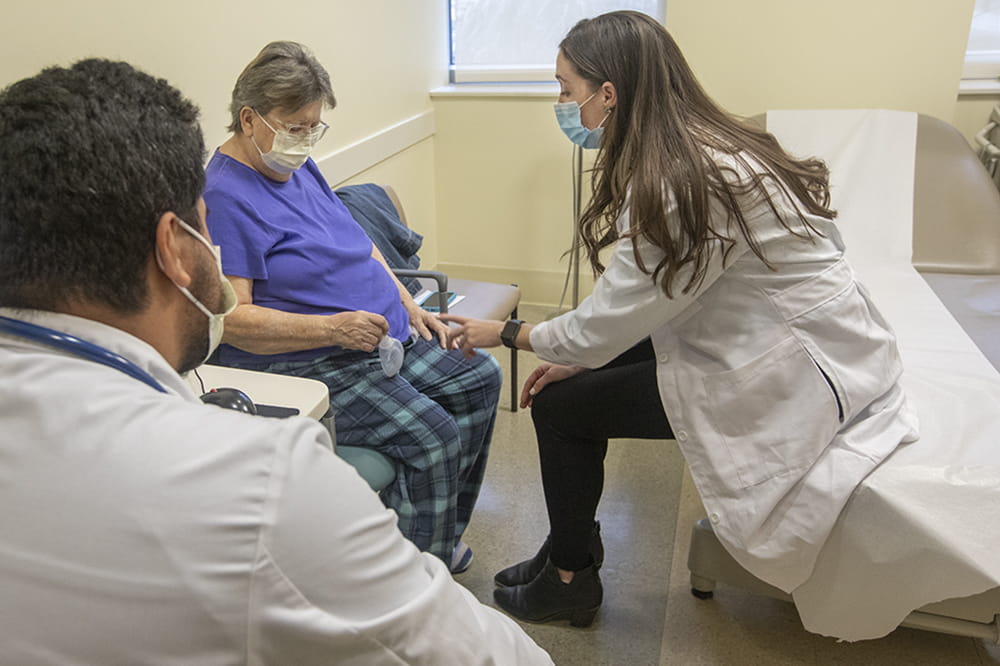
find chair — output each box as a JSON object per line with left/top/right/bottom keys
{"left": 973, "top": 103, "right": 1000, "bottom": 191}
{"left": 332, "top": 437, "right": 396, "bottom": 492}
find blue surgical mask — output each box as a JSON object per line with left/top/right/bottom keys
{"left": 554, "top": 92, "right": 608, "bottom": 149}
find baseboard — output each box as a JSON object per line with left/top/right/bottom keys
{"left": 314, "top": 110, "right": 436, "bottom": 187}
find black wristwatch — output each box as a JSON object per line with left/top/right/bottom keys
{"left": 500, "top": 319, "right": 524, "bottom": 349}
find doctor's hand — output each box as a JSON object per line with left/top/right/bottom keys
{"left": 328, "top": 311, "right": 389, "bottom": 352}
{"left": 404, "top": 299, "right": 450, "bottom": 349}
{"left": 439, "top": 315, "right": 504, "bottom": 359}
{"left": 520, "top": 363, "right": 586, "bottom": 408}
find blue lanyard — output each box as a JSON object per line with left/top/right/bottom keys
{"left": 0, "top": 315, "right": 168, "bottom": 394}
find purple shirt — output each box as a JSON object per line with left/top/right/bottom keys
{"left": 204, "top": 151, "right": 409, "bottom": 365}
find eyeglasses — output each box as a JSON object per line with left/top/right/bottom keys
{"left": 277, "top": 119, "right": 329, "bottom": 142}
{"left": 254, "top": 109, "right": 329, "bottom": 143}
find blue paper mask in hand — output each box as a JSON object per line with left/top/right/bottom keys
{"left": 554, "top": 91, "right": 608, "bottom": 149}
{"left": 378, "top": 335, "right": 404, "bottom": 377}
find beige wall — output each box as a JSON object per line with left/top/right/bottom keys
{"left": 667, "top": 0, "right": 973, "bottom": 121}
{"left": 432, "top": 96, "right": 592, "bottom": 303}
{"left": 2, "top": 2, "right": 991, "bottom": 303}
{"left": 433, "top": 0, "right": 982, "bottom": 306}
{"left": 0, "top": 0, "right": 447, "bottom": 265}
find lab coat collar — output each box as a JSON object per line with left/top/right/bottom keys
{"left": 0, "top": 307, "right": 200, "bottom": 401}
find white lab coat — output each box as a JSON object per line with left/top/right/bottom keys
{"left": 530, "top": 155, "right": 919, "bottom": 592}
{"left": 0, "top": 308, "right": 551, "bottom": 666}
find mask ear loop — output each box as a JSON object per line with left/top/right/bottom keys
{"left": 579, "top": 91, "right": 598, "bottom": 109}
{"left": 153, "top": 219, "right": 221, "bottom": 321}
{"left": 596, "top": 105, "right": 613, "bottom": 130}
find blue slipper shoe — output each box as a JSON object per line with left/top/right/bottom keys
{"left": 450, "top": 541, "right": 474, "bottom": 574}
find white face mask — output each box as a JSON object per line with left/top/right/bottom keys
{"left": 157, "top": 217, "right": 238, "bottom": 365}
{"left": 251, "top": 109, "right": 320, "bottom": 175}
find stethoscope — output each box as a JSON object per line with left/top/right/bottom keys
{"left": 0, "top": 315, "right": 168, "bottom": 393}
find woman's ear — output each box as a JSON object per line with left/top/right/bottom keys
{"left": 154, "top": 213, "right": 193, "bottom": 289}
{"left": 239, "top": 106, "right": 256, "bottom": 137}
{"left": 601, "top": 81, "right": 618, "bottom": 112}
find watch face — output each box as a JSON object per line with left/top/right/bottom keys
{"left": 501, "top": 319, "right": 521, "bottom": 347}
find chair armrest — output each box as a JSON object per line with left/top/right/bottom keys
{"left": 393, "top": 269, "right": 448, "bottom": 292}
{"left": 392, "top": 269, "right": 451, "bottom": 313}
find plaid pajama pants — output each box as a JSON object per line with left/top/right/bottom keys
{"left": 243, "top": 336, "right": 502, "bottom": 563}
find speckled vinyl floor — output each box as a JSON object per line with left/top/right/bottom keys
{"left": 458, "top": 305, "right": 1000, "bottom": 666}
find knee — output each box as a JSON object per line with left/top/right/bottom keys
{"left": 476, "top": 350, "right": 503, "bottom": 396}
{"left": 421, "top": 417, "right": 463, "bottom": 467}
{"left": 458, "top": 351, "right": 502, "bottom": 409}
{"left": 530, "top": 382, "right": 572, "bottom": 431}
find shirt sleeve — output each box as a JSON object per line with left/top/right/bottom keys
{"left": 250, "top": 419, "right": 553, "bottom": 665}
{"left": 530, "top": 206, "right": 735, "bottom": 369}
{"left": 204, "top": 187, "right": 277, "bottom": 281}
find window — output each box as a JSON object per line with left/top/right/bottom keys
{"left": 449, "top": 0, "right": 664, "bottom": 83}
{"left": 964, "top": 0, "right": 1000, "bottom": 81}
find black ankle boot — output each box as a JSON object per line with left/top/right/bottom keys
{"left": 494, "top": 521, "right": 604, "bottom": 588}
{"left": 493, "top": 559, "right": 603, "bottom": 627}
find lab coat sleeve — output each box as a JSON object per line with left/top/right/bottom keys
{"left": 251, "top": 418, "right": 553, "bottom": 666}
{"left": 530, "top": 210, "right": 734, "bottom": 369}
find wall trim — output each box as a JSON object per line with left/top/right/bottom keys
{"left": 959, "top": 79, "right": 1000, "bottom": 96}
{"left": 430, "top": 83, "right": 559, "bottom": 98}
{"left": 315, "top": 110, "right": 435, "bottom": 187}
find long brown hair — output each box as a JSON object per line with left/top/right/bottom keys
{"left": 560, "top": 11, "right": 836, "bottom": 297}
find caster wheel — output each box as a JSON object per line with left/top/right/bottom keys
{"left": 691, "top": 588, "right": 714, "bottom": 600}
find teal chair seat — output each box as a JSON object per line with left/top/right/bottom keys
{"left": 336, "top": 445, "right": 396, "bottom": 492}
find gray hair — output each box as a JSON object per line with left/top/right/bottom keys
{"left": 227, "top": 41, "right": 337, "bottom": 134}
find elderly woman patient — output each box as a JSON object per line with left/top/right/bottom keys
{"left": 204, "top": 41, "right": 500, "bottom": 573}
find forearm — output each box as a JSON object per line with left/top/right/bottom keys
{"left": 222, "top": 304, "right": 337, "bottom": 355}
{"left": 513, "top": 322, "right": 535, "bottom": 352}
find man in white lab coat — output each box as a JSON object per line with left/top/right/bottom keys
{"left": 0, "top": 59, "right": 550, "bottom": 665}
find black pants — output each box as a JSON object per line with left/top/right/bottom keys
{"left": 531, "top": 339, "right": 673, "bottom": 571}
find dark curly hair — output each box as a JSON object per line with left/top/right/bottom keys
{"left": 0, "top": 58, "right": 205, "bottom": 312}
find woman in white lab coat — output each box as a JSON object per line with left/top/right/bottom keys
{"left": 443, "top": 10, "right": 917, "bottom": 627}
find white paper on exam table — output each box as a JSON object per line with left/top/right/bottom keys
{"left": 766, "top": 109, "right": 1000, "bottom": 641}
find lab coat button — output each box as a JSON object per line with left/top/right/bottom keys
{"left": 658, "top": 353, "right": 669, "bottom": 363}
{"left": 710, "top": 513, "right": 720, "bottom": 524}
{"left": 676, "top": 430, "right": 688, "bottom": 442}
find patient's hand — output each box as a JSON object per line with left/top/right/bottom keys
{"left": 329, "top": 311, "right": 389, "bottom": 352}
{"left": 439, "top": 315, "right": 504, "bottom": 358}
{"left": 405, "top": 300, "right": 451, "bottom": 349}
{"left": 520, "top": 363, "right": 585, "bottom": 408}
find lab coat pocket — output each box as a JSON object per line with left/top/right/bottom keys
{"left": 703, "top": 336, "right": 841, "bottom": 489}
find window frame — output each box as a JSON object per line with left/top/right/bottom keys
{"left": 448, "top": 1, "right": 667, "bottom": 84}
{"left": 962, "top": 0, "right": 1000, "bottom": 91}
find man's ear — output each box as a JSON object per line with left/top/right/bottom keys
{"left": 601, "top": 81, "right": 617, "bottom": 112}
{"left": 154, "top": 213, "right": 193, "bottom": 289}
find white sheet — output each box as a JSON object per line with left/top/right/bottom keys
{"left": 767, "top": 109, "right": 1000, "bottom": 641}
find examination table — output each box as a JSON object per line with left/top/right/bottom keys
{"left": 686, "top": 110, "right": 1000, "bottom": 643}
